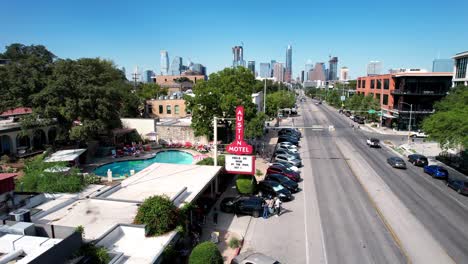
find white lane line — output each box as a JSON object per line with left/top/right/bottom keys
{"left": 302, "top": 163, "right": 311, "bottom": 264}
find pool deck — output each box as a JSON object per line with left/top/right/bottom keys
{"left": 82, "top": 148, "right": 209, "bottom": 175}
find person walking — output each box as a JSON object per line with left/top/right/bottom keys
{"left": 262, "top": 199, "right": 269, "bottom": 219}
{"left": 268, "top": 198, "right": 275, "bottom": 215}
{"left": 274, "top": 197, "right": 282, "bottom": 217}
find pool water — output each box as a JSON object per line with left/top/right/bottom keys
{"left": 93, "top": 150, "right": 194, "bottom": 177}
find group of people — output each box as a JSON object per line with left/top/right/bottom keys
{"left": 262, "top": 197, "right": 283, "bottom": 219}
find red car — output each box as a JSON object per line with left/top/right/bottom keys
{"left": 266, "top": 164, "right": 301, "bottom": 182}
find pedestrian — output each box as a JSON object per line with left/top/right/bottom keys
{"left": 268, "top": 198, "right": 275, "bottom": 215}
{"left": 274, "top": 197, "right": 282, "bottom": 217}
{"left": 262, "top": 199, "right": 269, "bottom": 219}
{"left": 213, "top": 207, "right": 218, "bottom": 225}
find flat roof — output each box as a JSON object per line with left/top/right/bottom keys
{"left": 44, "top": 149, "right": 86, "bottom": 162}
{"left": 392, "top": 72, "right": 453, "bottom": 77}
{"left": 106, "top": 163, "right": 222, "bottom": 206}
{"left": 453, "top": 51, "right": 468, "bottom": 58}
{"left": 0, "top": 233, "right": 62, "bottom": 262}
{"left": 34, "top": 199, "right": 138, "bottom": 240}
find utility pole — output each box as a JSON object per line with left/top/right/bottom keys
{"left": 132, "top": 66, "right": 140, "bottom": 91}
{"left": 263, "top": 79, "right": 267, "bottom": 113}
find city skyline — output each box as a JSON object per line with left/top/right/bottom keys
{"left": 1, "top": 1, "right": 467, "bottom": 79}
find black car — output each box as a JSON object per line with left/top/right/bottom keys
{"left": 446, "top": 176, "right": 468, "bottom": 195}
{"left": 265, "top": 174, "right": 299, "bottom": 193}
{"left": 278, "top": 132, "right": 300, "bottom": 141}
{"left": 258, "top": 180, "right": 293, "bottom": 201}
{"left": 279, "top": 128, "right": 301, "bottom": 137}
{"left": 220, "top": 196, "right": 264, "bottom": 218}
{"left": 353, "top": 116, "right": 365, "bottom": 124}
{"left": 387, "top": 157, "right": 407, "bottom": 169}
{"left": 408, "top": 154, "right": 428, "bottom": 167}
{"left": 274, "top": 148, "right": 300, "bottom": 159}
{"left": 278, "top": 134, "right": 300, "bottom": 143}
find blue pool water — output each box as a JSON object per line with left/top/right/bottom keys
{"left": 93, "top": 150, "right": 194, "bottom": 177}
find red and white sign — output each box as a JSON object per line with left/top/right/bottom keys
{"left": 226, "top": 106, "right": 253, "bottom": 155}
{"left": 225, "top": 155, "right": 255, "bottom": 175}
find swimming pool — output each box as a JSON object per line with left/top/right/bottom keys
{"left": 93, "top": 150, "right": 194, "bottom": 177}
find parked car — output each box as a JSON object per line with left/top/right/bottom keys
{"left": 423, "top": 165, "right": 448, "bottom": 179}
{"left": 410, "top": 130, "right": 428, "bottom": 138}
{"left": 387, "top": 157, "right": 407, "bottom": 169}
{"left": 267, "top": 164, "right": 301, "bottom": 182}
{"left": 231, "top": 251, "right": 281, "bottom": 264}
{"left": 274, "top": 149, "right": 300, "bottom": 159}
{"left": 278, "top": 142, "right": 298, "bottom": 149}
{"left": 269, "top": 162, "right": 299, "bottom": 172}
{"left": 353, "top": 116, "right": 365, "bottom": 124}
{"left": 408, "top": 154, "right": 428, "bottom": 167}
{"left": 277, "top": 137, "right": 299, "bottom": 146}
{"left": 265, "top": 174, "right": 299, "bottom": 193}
{"left": 274, "top": 154, "right": 302, "bottom": 168}
{"left": 446, "top": 176, "right": 468, "bottom": 195}
{"left": 277, "top": 144, "right": 298, "bottom": 153}
{"left": 258, "top": 180, "right": 293, "bottom": 201}
{"left": 366, "top": 138, "right": 380, "bottom": 148}
{"left": 349, "top": 115, "right": 355, "bottom": 120}
{"left": 280, "top": 128, "right": 301, "bottom": 137}
{"left": 220, "top": 196, "right": 264, "bottom": 218}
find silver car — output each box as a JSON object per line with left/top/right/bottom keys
{"left": 231, "top": 251, "right": 281, "bottom": 264}
{"left": 274, "top": 154, "right": 302, "bottom": 167}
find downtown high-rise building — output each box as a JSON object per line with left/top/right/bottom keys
{"left": 259, "top": 63, "right": 270, "bottom": 78}
{"left": 142, "top": 70, "right": 154, "bottom": 83}
{"left": 367, "top": 61, "right": 382, "bottom": 76}
{"left": 432, "top": 59, "right": 453, "bottom": 72}
{"left": 248, "top": 61, "right": 255, "bottom": 74}
{"left": 328, "top": 56, "right": 338, "bottom": 81}
{"left": 305, "top": 60, "right": 314, "bottom": 81}
{"left": 300, "top": 70, "right": 305, "bottom": 83}
{"left": 192, "top": 63, "right": 207, "bottom": 75}
{"left": 285, "top": 45, "right": 292, "bottom": 82}
{"left": 309, "top": 62, "right": 326, "bottom": 82}
{"left": 270, "top": 60, "right": 277, "bottom": 77}
{"left": 160, "top": 50, "right": 169, "bottom": 75}
{"left": 273, "top": 63, "right": 285, "bottom": 82}
{"left": 339, "top": 67, "right": 349, "bottom": 81}
{"left": 232, "top": 46, "right": 245, "bottom": 68}
{"left": 171, "top": 56, "right": 183, "bottom": 75}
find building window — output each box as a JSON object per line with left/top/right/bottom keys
{"left": 376, "top": 93, "right": 381, "bottom": 101}
{"left": 166, "top": 105, "right": 171, "bottom": 114}
{"left": 371, "top": 80, "right": 375, "bottom": 89}
{"left": 174, "top": 105, "right": 180, "bottom": 114}
{"left": 384, "top": 79, "right": 389, "bottom": 89}
{"left": 383, "top": 94, "right": 389, "bottom": 105}
{"left": 362, "top": 80, "right": 366, "bottom": 88}
{"left": 159, "top": 105, "right": 163, "bottom": 114}
{"left": 358, "top": 80, "right": 362, "bottom": 88}
{"left": 377, "top": 79, "right": 382, "bottom": 89}
{"left": 456, "top": 57, "right": 467, "bottom": 79}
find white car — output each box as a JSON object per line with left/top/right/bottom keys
{"left": 277, "top": 144, "right": 298, "bottom": 153}
{"left": 274, "top": 154, "right": 302, "bottom": 167}
{"left": 410, "top": 130, "right": 428, "bottom": 138}
{"left": 278, "top": 142, "right": 298, "bottom": 149}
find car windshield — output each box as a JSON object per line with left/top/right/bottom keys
{"left": 371, "top": 138, "right": 379, "bottom": 142}
{"left": 272, "top": 184, "right": 285, "bottom": 192}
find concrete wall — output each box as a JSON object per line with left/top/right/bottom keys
{"left": 30, "top": 231, "right": 82, "bottom": 264}
{"left": 121, "top": 118, "right": 157, "bottom": 139}
{"left": 156, "top": 124, "right": 208, "bottom": 144}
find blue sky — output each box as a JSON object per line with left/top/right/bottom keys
{"left": 2, "top": 0, "right": 467, "bottom": 79}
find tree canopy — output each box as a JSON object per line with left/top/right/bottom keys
{"left": 265, "top": 90, "right": 296, "bottom": 117}
{"left": 422, "top": 86, "right": 468, "bottom": 149}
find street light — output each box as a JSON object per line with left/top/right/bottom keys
{"left": 399, "top": 102, "right": 413, "bottom": 144}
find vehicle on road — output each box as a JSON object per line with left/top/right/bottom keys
{"left": 387, "top": 157, "right": 407, "bottom": 169}
{"left": 265, "top": 174, "right": 299, "bottom": 193}
{"left": 408, "top": 154, "right": 429, "bottom": 167}
{"left": 279, "top": 128, "right": 302, "bottom": 137}
{"left": 274, "top": 154, "right": 302, "bottom": 168}
{"left": 231, "top": 251, "right": 281, "bottom": 264}
{"left": 220, "top": 196, "right": 264, "bottom": 218}
{"left": 274, "top": 149, "right": 300, "bottom": 159}
{"left": 366, "top": 138, "right": 380, "bottom": 148}
{"left": 349, "top": 115, "right": 355, "bottom": 120}
{"left": 269, "top": 161, "right": 299, "bottom": 172}
{"left": 258, "top": 180, "right": 293, "bottom": 201}
{"left": 267, "top": 164, "right": 301, "bottom": 182}
{"left": 353, "top": 116, "right": 365, "bottom": 124}
{"left": 423, "top": 165, "right": 448, "bottom": 179}
{"left": 410, "top": 130, "right": 428, "bottom": 138}
{"left": 446, "top": 176, "right": 468, "bottom": 195}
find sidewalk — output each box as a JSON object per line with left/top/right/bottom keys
{"left": 364, "top": 123, "right": 411, "bottom": 136}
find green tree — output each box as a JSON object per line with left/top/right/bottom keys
{"left": 245, "top": 112, "right": 267, "bottom": 138}
{"left": 422, "top": 86, "right": 468, "bottom": 149}
{"left": 133, "top": 195, "right": 179, "bottom": 236}
{"left": 189, "top": 241, "right": 223, "bottom": 264}
{"left": 265, "top": 90, "right": 296, "bottom": 117}
{"left": 136, "top": 82, "right": 167, "bottom": 100}
{"left": 185, "top": 67, "right": 257, "bottom": 139}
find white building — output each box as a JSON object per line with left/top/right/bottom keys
{"left": 339, "top": 67, "right": 349, "bottom": 81}
{"left": 251, "top": 92, "right": 264, "bottom": 113}
{"left": 453, "top": 51, "right": 468, "bottom": 87}
{"left": 273, "top": 63, "right": 284, "bottom": 82}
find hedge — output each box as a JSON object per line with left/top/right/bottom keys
{"left": 196, "top": 155, "right": 225, "bottom": 166}
{"left": 189, "top": 241, "right": 223, "bottom": 264}
{"left": 134, "top": 195, "right": 179, "bottom": 236}
{"left": 235, "top": 175, "right": 257, "bottom": 194}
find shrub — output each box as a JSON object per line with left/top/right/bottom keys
{"left": 77, "top": 244, "right": 111, "bottom": 264}
{"left": 0, "top": 155, "right": 10, "bottom": 164}
{"left": 236, "top": 175, "right": 257, "bottom": 194}
{"left": 134, "top": 195, "right": 179, "bottom": 236}
{"left": 228, "top": 237, "right": 240, "bottom": 249}
{"left": 196, "top": 155, "right": 225, "bottom": 166}
{"left": 84, "top": 174, "right": 102, "bottom": 185}
{"left": 189, "top": 241, "right": 223, "bottom": 264}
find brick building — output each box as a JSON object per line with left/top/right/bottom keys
{"left": 356, "top": 72, "right": 452, "bottom": 130}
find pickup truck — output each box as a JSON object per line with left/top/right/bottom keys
{"left": 366, "top": 138, "right": 380, "bottom": 148}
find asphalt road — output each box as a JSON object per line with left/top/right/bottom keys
{"left": 318, "top": 101, "right": 468, "bottom": 263}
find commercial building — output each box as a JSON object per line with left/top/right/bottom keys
{"left": 251, "top": 91, "right": 264, "bottom": 113}
{"left": 248, "top": 61, "right": 255, "bottom": 75}
{"left": 147, "top": 96, "right": 187, "bottom": 119}
{"left": 191, "top": 63, "right": 206, "bottom": 76}
{"left": 309, "top": 63, "right": 326, "bottom": 82}
{"left": 259, "top": 63, "right": 270, "bottom": 78}
{"left": 273, "top": 62, "right": 285, "bottom": 82}
{"left": 356, "top": 72, "right": 452, "bottom": 130}
{"left": 339, "top": 67, "right": 349, "bottom": 81}
{"left": 367, "top": 61, "right": 382, "bottom": 76}
{"left": 170, "top": 56, "right": 183, "bottom": 75}
{"left": 285, "top": 45, "right": 292, "bottom": 82}
{"left": 432, "top": 59, "right": 453, "bottom": 72}
{"left": 328, "top": 56, "right": 338, "bottom": 81}
{"left": 453, "top": 51, "right": 468, "bottom": 86}
{"left": 232, "top": 46, "right": 245, "bottom": 68}
{"left": 160, "top": 50, "right": 169, "bottom": 75}
{"left": 300, "top": 70, "right": 305, "bottom": 83}
{"left": 142, "top": 70, "right": 154, "bottom": 83}
{"left": 153, "top": 74, "right": 206, "bottom": 94}
{"left": 270, "top": 60, "right": 276, "bottom": 77}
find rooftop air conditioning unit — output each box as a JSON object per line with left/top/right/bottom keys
{"left": 9, "top": 209, "right": 31, "bottom": 222}
{"left": 9, "top": 222, "right": 36, "bottom": 236}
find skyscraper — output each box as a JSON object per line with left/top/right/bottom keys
{"left": 285, "top": 45, "right": 292, "bottom": 82}
{"left": 259, "top": 63, "right": 270, "bottom": 78}
{"left": 232, "top": 46, "right": 245, "bottom": 67}
{"left": 339, "top": 67, "right": 349, "bottom": 81}
{"left": 367, "top": 61, "right": 382, "bottom": 76}
{"left": 309, "top": 63, "right": 326, "bottom": 82}
{"left": 271, "top": 60, "right": 277, "bottom": 77}
{"left": 160, "top": 50, "right": 169, "bottom": 75}
{"left": 192, "top": 63, "right": 207, "bottom": 75}
{"left": 328, "top": 56, "right": 338, "bottom": 81}
{"left": 170, "top": 57, "right": 183, "bottom": 75}
{"left": 300, "top": 70, "right": 305, "bottom": 83}
{"left": 273, "top": 63, "right": 285, "bottom": 82}
{"left": 305, "top": 60, "right": 314, "bottom": 81}
{"left": 248, "top": 61, "right": 255, "bottom": 74}
{"left": 142, "top": 70, "right": 154, "bottom": 83}
{"left": 432, "top": 59, "right": 453, "bottom": 72}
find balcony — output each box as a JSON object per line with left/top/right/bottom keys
{"left": 391, "top": 89, "right": 448, "bottom": 96}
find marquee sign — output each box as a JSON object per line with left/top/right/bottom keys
{"left": 226, "top": 106, "right": 253, "bottom": 155}
{"left": 225, "top": 155, "right": 255, "bottom": 175}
